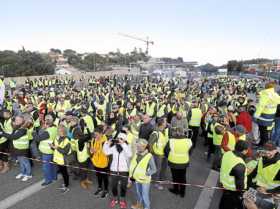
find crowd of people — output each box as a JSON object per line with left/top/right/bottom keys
{"left": 0, "top": 74, "right": 279, "bottom": 209}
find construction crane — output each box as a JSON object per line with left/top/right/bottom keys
{"left": 118, "top": 33, "right": 154, "bottom": 55}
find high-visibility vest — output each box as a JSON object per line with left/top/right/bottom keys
{"left": 53, "top": 137, "right": 71, "bottom": 165}
{"left": 13, "top": 134, "right": 29, "bottom": 150}
{"left": 95, "top": 116, "right": 103, "bottom": 127}
{"left": 255, "top": 88, "right": 280, "bottom": 126}
{"left": 126, "top": 108, "right": 137, "bottom": 118}
{"left": 31, "top": 110, "right": 40, "bottom": 128}
{"left": 157, "top": 104, "right": 166, "bottom": 118}
{"left": 83, "top": 115, "right": 94, "bottom": 134}
{"left": 213, "top": 123, "right": 223, "bottom": 146}
{"left": 127, "top": 132, "right": 135, "bottom": 144}
{"left": 129, "top": 153, "right": 153, "bottom": 184}
{"left": 39, "top": 126, "right": 57, "bottom": 155}
{"left": 220, "top": 151, "right": 247, "bottom": 191}
{"left": 146, "top": 102, "right": 156, "bottom": 117}
{"left": 226, "top": 131, "right": 236, "bottom": 152}
{"left": 0, "top": 118, "right": 12, "bottom": 144}
{"left": 152, "top": 129, "right": 169, "bottom": 156}
{"left": 76, "top": 141, "right": 89, "bottom": 163}
{"left": 256, "top": 158, "right": 280, "bottom": 189}
{"left": 168, "top": 138, "right": 192, "bottom": 164}
{"left": 189, "top": 108, "right": 202, "bottom": 127}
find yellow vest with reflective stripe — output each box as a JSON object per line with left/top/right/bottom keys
{"left": 189, "top": 108, "right": 202, "bottom": 127}
{"left": 39, "top": 126, "right": 57, "bottom": 154}
{"left": 0, "top": 118, "right": 12, "bottom": 144}
{"left": 256, "top": 158, "right": 280, "bottom": 190}
{"left": 13, "top": 134, "right": 29, "bottom": 150}
{"left": 226, "top": 131, "right": 236, "bottom": 152}
{"left": 129, "top": 153, "right": 152, "bottom": 184}
{"left": 220, "top": 151, "right": 247, "bottom": 191}
{"left": 53, "top": 137, "right": 71, "bottom": 165}
{"left": 152, "top": 130, "right": 169, "bottom": 156}
{"left": 168, "top": 138, "right": 192, "bottom": 164}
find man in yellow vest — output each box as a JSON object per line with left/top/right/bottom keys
{"left": 254, "top": 81, "right": 280, "bottom": 146}
{"left": 164, "top": 127, "right": 192, "bottom": 198}
{"left": 219, "top": 140, "right": 249, "bottom": 209}
{"left": 130, "top": 138, "right": 157, "bottom": 209}
{"left": 149, "top": 117, "right": 169, "bottom": 190}
{"left": 0, "top": 115, "right": 32, "bottom": 181}
{"left": 0, "top": 109, "right": 12, "bottom": 173}
{"left": 188, "top": 100, "right": 202, "bottom": 150}
{"left": 34, "top": 114, "right": 57, "bottom": 186}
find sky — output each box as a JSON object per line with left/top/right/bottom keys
{"left": 1, "top": 0, "right": 279, "bottom": 65}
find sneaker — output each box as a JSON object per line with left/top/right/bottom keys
{"left": 94, "top": 188, "right": 102, "bottom": 196}
{"left": 60, "top": 187, "right": 70, "bottom": 194}
{"left": 41, "top": 181, "right": 52, "bottom": 186}
{"left": 22, "top": 175, "right": 32, "bottom": 182}
{"left": 100, "top": 190, "right": 109, "bottom": 198}
{"left": 119, "top": 200, "right": 127, "bottom": 209}
{"left": 110, "top": 199, "right": 118, "bottom": 208}
{"left": 16, "top": 173, "right": 24, "bottom": 179}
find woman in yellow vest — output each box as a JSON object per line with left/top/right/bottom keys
{"left": 164, "top": 127, "right": 192, "bottom": 198}
{"left": 51, "top": 125, "right": 71, "bottom": 193}
{"left": 129, "top": 138, "right": 157, "bottom": 209}
{"left": 90, "top": 125, "right": 109, "bottom": 198}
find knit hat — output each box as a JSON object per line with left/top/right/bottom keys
{"left": 117, "top": 133, "right": 127, "bottom": 141}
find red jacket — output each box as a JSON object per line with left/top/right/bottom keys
{"left": 236, "top": 111, "right": 252, "bottom": 133}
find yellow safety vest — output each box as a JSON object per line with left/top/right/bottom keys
{"left": 152, "top": 129, "right": 169, "bottom": 156}
{"left": 189, "top": 108, "right": 202, "bottom": 127}
{"left": 13, "top": 134, "right": 29, "bottom": 150}
{"left": 83, "top": 115, "right": 94, "bottom": 134}
{"left": 39, "top": 126, "right": 57, "bottom": 155}
{"left": 213, "top": 123, "right": 223, "bottom": 146}
{"left": 146, "top": 102, "right": 156, "bottom": 117}
{"left": 53, "top": 137, "right": 71, "bottom": 165}
{"left": 168, "top": 138, "right": 192, "bottom": 164}
{"left": 129, "top": 153, "right": 152, "bottom": 184}
{"left": 157, "top": 104, "right": 166, "bottom": 118}
{"left": 256, "top": 158, "right": 280, "bottom": 190}
{"left": 0, "top": 118, "right": 12, "bottom": 144}
{"left": 220, "top": 151, "right": 247, "bottom": 191}
{"left": 76, "top": 141, "right": 89, "bottom": 163}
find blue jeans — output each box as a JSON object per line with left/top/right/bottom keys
{"left": 42, "top": 154, "right": 56, "bottom": 183}
{"left": 135, "top": 182, "right": 151, "bottom": 209}
{"left": 17, "top": 156, "right": 31, "bottom": 176}
{"left": 272, "top": 118, "right": 280, "bottom": 146}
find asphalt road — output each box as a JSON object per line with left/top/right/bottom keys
{"left": 0, "top": 137, "right": 222, "bottom": 209}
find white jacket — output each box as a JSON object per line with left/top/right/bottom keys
{"left": 103, "top": 141, "right": 132, "bottom": 172}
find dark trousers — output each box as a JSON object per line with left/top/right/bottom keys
{"left": 170, "top": 168, "right": 187, "bottom": 197}
{"left": 58, "top": 165, "right": 69, "bottom": 187}
{"left": 111, "top": 172, "right": 128, "bottom": 198}
{"left": 190, "top": 126, "right": 200, "bottom": 149}
{"left": 259, "top": 125, "right": 270, "bottom": 146}
{"left": 78, "top": 160, "right": 89, "bottom": 180}
{"left": 95, "top": 167, "right": 109, "bottom": 191}
{"left": 219, "top": 190, "right": 243, "bottom": 209}
{"left": 0, "top": 140, "right": 9, "bottom": 162}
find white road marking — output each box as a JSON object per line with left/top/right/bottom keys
{"left": 194, "top": 170, "right": 219, "bottom": 209}
{"left": 0, "top": 180, "right": 45, "bottom": 209}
